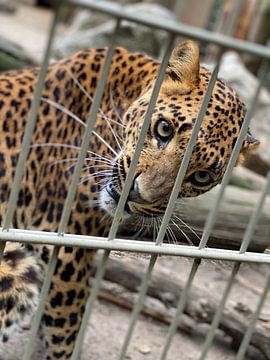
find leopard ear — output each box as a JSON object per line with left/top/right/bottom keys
{"left": 242, "top": 133, "right": 260, "bottom": 152}
{"left": 237, "top": 133, "right": 260, "bottom": 164}
{"left": 163, "top": 40, "right": 200, "bottom": 95}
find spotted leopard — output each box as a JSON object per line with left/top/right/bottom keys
{"left": 0, "top": 41, "right": 258, "bottom": 359}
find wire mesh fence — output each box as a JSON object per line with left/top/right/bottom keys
{"left": 0, "top": 0, "right": 269, "bottom": 359}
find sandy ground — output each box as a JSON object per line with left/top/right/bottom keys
{"left": 1, "top": 253, "right": 269, "bottom": 360}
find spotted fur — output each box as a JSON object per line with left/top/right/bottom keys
{"left": 0, "top": 41, "right": 258, "bottom": 358}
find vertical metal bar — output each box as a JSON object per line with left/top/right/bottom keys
{"left": 71, "top": 250, "right": 110, "bottom": 360}
{"left": 223, "top": 0, "right": 244, "bottom": 36}
{"left": 155, "top": 63, "right": 220, "bottom": 246}
{"left": 0, "top": 243, "right": 4, "bottom": 262}
{"left": 174, "top": 0, "right": 188, "bottom": 21}
{"left": 199, "top": 60, "right": 269, "bottom": 250}
{"left": 23, "top": 17, "right": 121, "bottom": 360}
{"left": 0, "top": 3, "right": 62, "bottom": 261}
{"left": 22, "top": 246, "right": 60, "bottom": 360}
{"left": 119, "top": 255, "right": 158, "bottom": 360}
{"left": 58, "top": 19, "right": 121, "bottom": 236}
{"left": 108, "top": 34, "right": 175, "bottom": 241}
{"left": 240, "top": 171, "right": 270, "bottom": 253}
{"left": 236, "top": 274, "right": 270, "bottom": 360}
{"left": 74, "top": 34, "right": 176, "bottom": 360}
{"left": 199, "top": 262, "right": 240, "bottom": 359}
{"left": 69, "top": 15, "right": 121, "bottom": 360}
{"left": 160, "top": 259, "right": 201, "bottom": 360}
{"left": 114, "top": 35, "right": 182, "bottom": 359}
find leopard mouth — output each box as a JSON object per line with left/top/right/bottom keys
{"left": 106, "top": 183, "right": 121, "bottom": 204}
{"left": 100, "top": 183, "right": 165, "bottom": 218}
{"left": 99, "top": 183, "right": 132, "bottom": 219}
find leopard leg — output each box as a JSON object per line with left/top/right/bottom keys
{"left": 0, "top": 242, "right": 41, "bottom": 348}
{"left": 42, "top": 247, "right": 95, "bottom": 360}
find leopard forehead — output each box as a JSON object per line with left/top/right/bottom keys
{"left": 124, "top": 66, "right": 244, "bottom": 159}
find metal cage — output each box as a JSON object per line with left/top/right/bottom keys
{"left": 0, "top": 1, "right": 269, "bottom": 359}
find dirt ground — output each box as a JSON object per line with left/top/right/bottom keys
{"left": 1, "top": 2, "right": 269, "bottom": 360}
{"left": 1, "top": 252, "right": 269, "bottom": 360}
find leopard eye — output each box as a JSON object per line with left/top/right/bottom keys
{"left": 154, "top": 119, "right": 173, "bottom": 142}
{"left": 190, "top": 171, "right": 213, "bottom": 187}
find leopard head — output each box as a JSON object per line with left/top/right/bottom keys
{"left": 101, "top": 41, "right": 259, "bottom": 218}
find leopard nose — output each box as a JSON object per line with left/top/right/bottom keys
{"left": 128, "top": 180, "right": 147, "bottom": 204}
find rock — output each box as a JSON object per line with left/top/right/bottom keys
{"left": 0, "top": 0, "right": 16, "bottom": 14}
{"left": 53, "top": 3, "right": 173, "bottom": 59}
{"left": 0, "top": 35, "right": 36, "bottom": 71}
{"left": 134, "top": 343, "right": 152, "bottom": 355}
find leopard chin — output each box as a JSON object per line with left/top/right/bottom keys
{"left": 99, "top": 184, "right": 131, "bottom": 220}
{"left": 100, "top": 182, "right": 167, "bottom": 219}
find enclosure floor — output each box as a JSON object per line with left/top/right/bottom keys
{"left": 1, "top": 254, "right": 267, "bottom": 360}
{"left": 0, "top": 298, "right": 265, "bottom": 360}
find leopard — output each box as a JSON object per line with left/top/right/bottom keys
{"left": 0, "top": 40, "right": 259, "bottom": 359}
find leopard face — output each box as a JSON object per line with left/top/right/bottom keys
{"left": 100, "top": 41, "right": 259, "bottom": 218}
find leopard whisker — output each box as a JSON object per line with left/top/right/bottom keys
{"left": 86, "top": 150, "right": 115, "bottom": 164}
{"left": 170, "top": 218, "right": 194, "bottom": 246}
{"left": 109, "top": 84, "right": 126, "bottom": 126}
{"left": 84, "top": 157, "right": 115, "bottom": 165}
{"left": 30, "top": 143, "right": 116, "bottom": 166}
{"left": 79, "top": 173, "right": 112, "bottom": 185}
{"left": 40, "top": 97, "right": 86, "bottom": 127}
{"left": 48, "top": 157, "right": 113, "bottom": 170}
{"left": 39, "top": 96, "right": 119, "bottom": 157}
{"left": 172, "top": 214, "right": 201, "bottom": 241}
{"left": 166, "top": 224, "right": 178, "bottom": 245}
{"left": 92, "top": 130, "right": 119, "bottom": 156}
{"left": 69, "top": 163, "right": 113, "bottom": 173}
{"left": 65, "top": 68, "right": 125, "bottom": 152}
{"left": 30, "top": 142, "right": 81, "bottom": 151}
{"left": 66, "top": 67, "right": 125, "bottom": 128}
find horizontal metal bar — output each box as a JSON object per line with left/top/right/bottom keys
{"left": 65, "top": 0, "right": 270, "bottom": 59}
{"left": 1, "top": 228, "right": 269, "bottom": 264}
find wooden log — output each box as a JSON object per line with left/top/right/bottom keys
{"left": 93, "top": 255, "right": 270, "bottom": 359}
{"left": 0, "top": 36, "right": 37, "bottom": 71}
{"left": 230, "top": 166, "right": 267, "bottom": 192}
{"left": 177, "top": 185, "right": 270, "bottom": 251}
